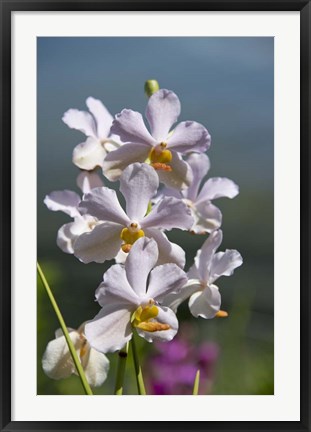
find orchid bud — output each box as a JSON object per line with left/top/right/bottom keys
{"left": 144, "top": 79, "right": 160, "bottom": 97}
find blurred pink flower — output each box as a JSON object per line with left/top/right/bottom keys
{"left": 146, "top": 326, "right": 219, "bottom": 395}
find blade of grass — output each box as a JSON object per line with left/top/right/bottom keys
{"left": 37, "top": 262, "right": 93, "bottom": 395}
{"left": 192, "top": 370, "right": 200, "bottom": 395}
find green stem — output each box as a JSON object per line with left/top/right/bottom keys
{"left": 192, "top": 369, "right": 200, "bottom": 395}
{"left": 114, "top": 342, "right": 129, "bottom": 395}
{"left": 131, "top": 335, "right": 146, "bottom": 395}
{"left": 37, "top": 262, "right": 93, "bottom": 396}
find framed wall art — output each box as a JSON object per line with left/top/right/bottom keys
{"left": 1, "top": 1, "right": 310, "bottom": 431}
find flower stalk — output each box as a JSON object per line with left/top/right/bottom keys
{"left": 37, "top": 262, "right": 93, "bottom": 395}
{"left": 131, "top": 335, "right": 146, "bottom": 395}
{"left": 114, "top": 342, "right": 129, "bottom": 395}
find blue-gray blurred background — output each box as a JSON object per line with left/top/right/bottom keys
{"left": 37, "top": 37, "right": 274, "bottom": 395}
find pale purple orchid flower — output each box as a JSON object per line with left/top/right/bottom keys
{"left": 103, "top": 89, "right": 211, "bottom": 190}
{"left": 155, "top": 153, "right": 239, "bottom": 234}
{"left": 73, "top": 162, "right": 193, "bottom": 267}
{"left": 44, "top": 171, "right": 104, "bottom": 254}
{"left": 85, "top": 237, "right": 187, "bottom": 353}
{"left": 63, "top": 97, "right": 121, "bottom": 170}
{"left": 163, "top": 230, "right": 243, "bottom": 318}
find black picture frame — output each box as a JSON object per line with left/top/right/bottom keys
{"left": 1, "top": 0, "right": 310, "bottom": 430}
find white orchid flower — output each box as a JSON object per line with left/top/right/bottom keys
{"left": 103, "top": 89, "right": 211, "bottom": 190}
{"left": 155, "top": 153, "right": 239, "bottom": 234}
{"left": 44, "top": 171, "right": 103, "bottom": 253}
{"left": 164, "top": 230, "right": 243, "bottom": 319}
{"left": 42, "top": 323, "right": 110, "bottom": 387}
{"left": 74, "top": 163, "right": 194, "bottom": 267}
{"left": 85, "top": 237, "right": 187, "bottom": 353}
{"left": 63, "top": 97, "right": 121, "bottom": 170}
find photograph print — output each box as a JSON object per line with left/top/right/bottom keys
{"left": 37, "top": 36, "right": 274, "bottom": 396}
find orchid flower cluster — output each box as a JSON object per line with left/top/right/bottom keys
{"left": 41, "top": 80, "right": 243, "bottom": 394}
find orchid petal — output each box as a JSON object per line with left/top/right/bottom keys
{"left": 147, "top": 263, "right": 187, "bottom": 302}
{"left": 42, "top": 331, "right": 80, "bottom": 380}
{"left": 86, "top": 97, "right": 113, "bottom": 139}
{"left": 187, "top": 263, "right": 200, "bottom": 280}
{"left": 120, "top": 163, "right": 159, "bottom": 221}
{"left": 85, "top": 305, "right": 133, "bottom": 353}
{"left": 73, "top": 222, "right": 123, "bottom": 263}
{"left": 189, "top": 285, "right": 221, "bottom": 319}
{"left": 111, "top": 109, "right": 156, "bottom": 146}
{"left": 163, "top": 280, "right": 202, "bottom": 312}
{"left": 157, "top": 151, "right": 193, "bottom": 190}
{"left": 142, "top": 196, "right": 194, "bottom": 231}
{"left": 210, "top": 250, "right": 243, "bottom": 283}
{"left": 95, "top": 290, "right": 132, "bottom": 310}
{"left": 56, "top": 219, "right": 92, "bottom": 254}
{"left": 78, "top": 187, "right": 129, "bottom": 225}
{"left": 44, "top": 190, "right": 81, "bottom": 218}
{"left": 125, "top": 237, "right": 159, "bottom": 297}
{"left": 107, "top": 134, "right": 123, "bottom": 147}
{"left": 195, "top": 230, "right": 223, "bottom": 282}
{"left": 197, "top": 177, "right": 239, "bottom": 203}
{"left": 55, "top": 328, "right": 70, "bottom": 338}
{"left": 144, "top": 228, "right": 186, "bottom": 268}
{"left": 62, "top": 108, "right": 97, "bottom": 138}
{"left": 114, "top": 249, "right": 127, "bottom": 264}
{"left": 76, "top": 171, "right": 104, "bottom": 194}
{"left": 185, "top": 153, "right": 211, "bottom": 201}
{"left": 81, "top": 348, "right": 110, "bottom": 387}
{"left": 145, "top": 89, "right": 181, "bottom": 142}
{"left": 190, "top": 201, "right": 223, "bottom": 234}
{"left": 167, "top": 121, "right": 211, "bottom": 153}
{"left": 136, "top": 306, "right": 178, "bottom": 343}
{"left": 96, "top": 264, "right": 140, "bottom": 305}
{"left": 72, "top": 137, "right": 106, "bottom": 170}
{"left": 102, "top": 143, "right": 150, "bottom": 182}
{"left": 153, "top": 186, "right": 181, "bottom": 204}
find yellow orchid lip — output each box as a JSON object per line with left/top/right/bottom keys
{"left": 121, "top": 244, "right": 132, "bottom": 253}
{"left": 148, "top": 144, "right": 173, "bottom": 172}
{"left": 132, "top": 303, "right": 170, "bottom": 333}
{"left": 120, "top": 225, "right": 145, "bottom": 253}
{"left": 136, "top": 321, "right": 170, "bottom": 332}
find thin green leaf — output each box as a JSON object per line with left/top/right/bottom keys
{"left": 193, "top": 369, "right": 200, "bottom": 395}
{"left": 37, "top": 262, "right": 93, "bottom": 396}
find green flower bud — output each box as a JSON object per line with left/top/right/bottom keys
{"left": 144, "top": 79, "right": 160, "bottom": 97}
